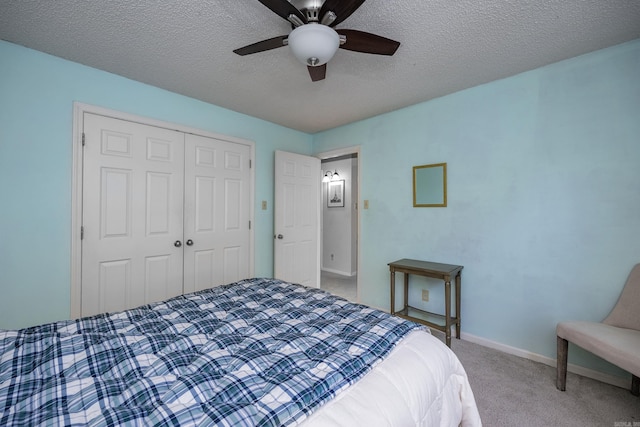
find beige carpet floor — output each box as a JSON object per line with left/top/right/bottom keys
{"left": 442, "top": 331, "right": 640, "bottom": 426}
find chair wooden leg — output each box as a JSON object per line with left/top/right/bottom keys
{"left": 556, "top": 336, "right": 568, "bottom": 391}
{"left": 632, "top": 375, "right": 639, "bottom": 396}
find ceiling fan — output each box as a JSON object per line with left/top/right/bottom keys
{"left": 233, "top": 0, "right": 400, "bottom": 82}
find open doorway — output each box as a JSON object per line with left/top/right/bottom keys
{"left": 319, "top": 152, "right": 358, "bottom": 301}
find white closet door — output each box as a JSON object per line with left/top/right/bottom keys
{"left": 183, "top": 134, "right": 251, "bottom": 293}
{"left": 81, "top": 113, "right": 185, "bottom": 316}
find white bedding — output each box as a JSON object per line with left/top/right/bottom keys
{"left": 300, "top": 330, "right": 482, "bottom": 426}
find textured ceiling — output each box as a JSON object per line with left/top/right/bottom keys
{"left": 1, "top": 0, "right": 639, "bottom": 133}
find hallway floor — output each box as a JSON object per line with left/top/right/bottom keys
{"left": 320, "top": 271, "right": 357, "bottom": 302}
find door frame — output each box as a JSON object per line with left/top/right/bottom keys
{"left": 70, "top": 102, "right": 255, "bottom": 318}
{"left": 315, "top": 145, "right": 361, "bottom": 302}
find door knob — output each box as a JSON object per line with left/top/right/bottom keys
{"left": 174, "top": 240, "right": 182, "bottom": 247}
{"left": 276, "top": 234, "right": 284, "bottom": 239}
{"left": 186, "top": 239, "right": 194, "bottom": 246}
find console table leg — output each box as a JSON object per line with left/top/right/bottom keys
{"left": 445, "top": 280, "right": 451, "bottom": 347}
{"left": 455, "top": 272, "right": 461, "bottom": 339}
{"left": 403, "top": 273, "right": 409, "bottom": 311}
{"left": 390, "top": 271, "right": 395, "bottom": 314}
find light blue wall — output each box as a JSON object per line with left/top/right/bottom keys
{"left": 0, "top": 40, "right": 312, "bottom": 329}
{"left": 313, "top": 39, "right": 640, "bottom": 375}
{"left": 2, "top": 37, "right": 639, "bottom": 378}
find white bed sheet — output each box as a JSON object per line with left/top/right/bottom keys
{"left": 299, "top": 330, "right": 482, "bottom": 426}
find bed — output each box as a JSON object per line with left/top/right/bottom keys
{"left": 0, "top": 278, "right": 480, "bottom": 426}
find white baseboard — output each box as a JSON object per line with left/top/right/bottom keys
{"left": 321, "top": 268, "right": 353, "bottom": 277}
{"left": 376, "top": 306, "right": 629, "bottom": 388}
{"left": 459, "top": 332, "right": 629, "bottom": 389}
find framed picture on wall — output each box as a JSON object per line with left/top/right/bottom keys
{"left": 327, "top": 180, "right": 345, "bottom": 208}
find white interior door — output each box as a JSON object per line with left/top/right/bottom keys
{"left": 183, "top": 134, "right": 251, "bottom": 293}
{"left": 81, "top": 113, "right": 185, "bottom": 316}
{"left": 274, "top": 150, "right": 321, "bottom": 287}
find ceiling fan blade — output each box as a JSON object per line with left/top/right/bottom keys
{"left": 233, "top": 35, "right": 288, "bottom": 56}
{"left": 320, "top": 0, "right": 366, "bottom": 27}
{"left": 337, "top": 29, "right": 400, "bottom": 55}
{"left": 307, "top": 64, "right": 327, "bottom": 82}
{"left": 257, "top": 0, "right": 307, "bottom": 24}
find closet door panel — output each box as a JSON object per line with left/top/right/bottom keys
{"left": 184, "top": 134, "right": 251, "bottom": 293}
{"left": 195, "top": 176, "right": 216, "bottom": 232}
{"left": 82, "top": 113, "right": 185, "bottom": 316}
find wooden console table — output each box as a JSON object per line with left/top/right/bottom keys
{"left": 388, "top": 259, "right": 463, "bottom": 347}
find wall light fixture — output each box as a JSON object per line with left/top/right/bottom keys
{"left": 322, "top": 170, "right": 340, "bottom": 182}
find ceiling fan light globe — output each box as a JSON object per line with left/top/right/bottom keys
{"left": 289, "top": 23, "right": 340, "bottom": 67}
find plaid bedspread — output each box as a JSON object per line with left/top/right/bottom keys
{"left": 0, "top": 278, "right": 423, "bottom": 426}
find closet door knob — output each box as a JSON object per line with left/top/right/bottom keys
{"left": 174, "top": 240, "right": 182, "bottom": 248}
{"left": 186, "top": 239, "right": 194, "bottom": 246}
{"left": 277, "top": 234, "right": 284, "bottom": 239}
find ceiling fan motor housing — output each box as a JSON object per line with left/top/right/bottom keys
{"left": 290, "top": 0, "right": 325, "bottom": 22}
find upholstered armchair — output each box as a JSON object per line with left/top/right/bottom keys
{"left": 556, "top": 264, "right": 640, "bottom": 396}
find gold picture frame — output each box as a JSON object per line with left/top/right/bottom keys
{"left": 413, "top": 163, "right": 447, "bottom": 207}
